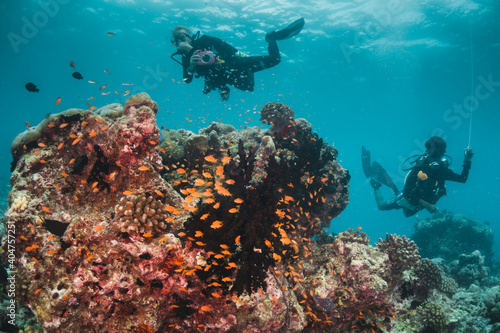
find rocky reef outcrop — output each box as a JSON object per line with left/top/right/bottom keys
{"left": 2, "top": 96, "right": 351, "bottom": 332}
{"left": 412, "top": 211, "right": 494, "bottom": 264}
{"left": 3, "top": 95, "right": 496, "bottom": 332}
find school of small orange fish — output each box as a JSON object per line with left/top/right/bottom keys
{"left": 3, "top": 94, "right": 422, "bottom": 332}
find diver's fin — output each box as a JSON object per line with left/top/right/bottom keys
{"left": 361, "top": 146, "right": 372, "bottom": 178}
{"left": 266, "top": 18, "right": 305, "bottom": 42}
{"left": 371, "top": 161, "right": 400, "bottom": 195}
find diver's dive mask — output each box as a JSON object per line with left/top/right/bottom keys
{"left": 170, "top": 33, "right": 190, "bottom": 46}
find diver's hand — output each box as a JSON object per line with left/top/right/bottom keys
{"left": 188, "top": 54, "right": 201, "bottom": 73}
{"left": 220, "top": 87, "right": 230, "bottom": 101}
{"left": 419, "top": 199, "right": 438, "bottom": 214}
{"left": 464, "top": 147, "right": 474, "bottom": 163}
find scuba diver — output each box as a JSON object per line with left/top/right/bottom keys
{"left": 362, "top": 136, "right": 474, "bottom": 217}
{"left": 169, "top": 18, "right": 305, "bottom": 101}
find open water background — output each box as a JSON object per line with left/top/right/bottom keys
{"left": 1, "top": 0, "right": 499, "bottom": 257}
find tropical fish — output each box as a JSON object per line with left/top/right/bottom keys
{"left": 106, "top": 32, "right": 116, "bottom": 36}
{"left": 25, "top": 82, "right": 39, "bottom": 92}
{"left": 210, "top": 220, "right": 223, "bottom": 229}
{"left": 72, "top": 72, "right": 83, "bottom": 80}
{"left": 69, "top": 60, "right": 76, "bottom": 69}
{"left": 204, "top": 155, "right": 217, "bottom": 163}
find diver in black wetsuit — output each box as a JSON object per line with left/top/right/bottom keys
{"left": 169, "top": 18, "right": 305, "bottom": 101}
{"left": 362, "top": 136, "right": 474, "bottom": 217}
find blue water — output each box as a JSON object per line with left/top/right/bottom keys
{"left": 1, "top": 0, "right": 499, "bottom": 256}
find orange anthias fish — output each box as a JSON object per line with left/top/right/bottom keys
{"left": 210, "top": 220, "right": 223, "bottom": 229}
{"left": 204, "top": 155, "right": 217, "bottom": 163}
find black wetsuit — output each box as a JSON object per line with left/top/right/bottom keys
{"left": 381, "top": 155, "right": 471, "bottom": 216}
{"left": 181, "top": 35, "right": 281, "bottom": 96}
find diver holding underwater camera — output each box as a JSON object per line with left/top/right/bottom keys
{"left": 196, "top": 50, "right": 216, "bottom": 65}
{"left": 170, "top": 18, "right": 305, "bottom": 101}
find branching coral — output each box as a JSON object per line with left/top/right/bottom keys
{"left": 376, "top": 233, "right": 420, "bottom": 271}
{"left": 335, "top": 228, "right": 369, "bottom": 246}
{"left": 415, "top": 258, "right": 444, "bottom": 294}
{"left": 440, "top": 275, "right": 458, "bottom": 296}
{"left": 418, "top": 302, "right": 448, "bottom": 332}
{"left": 10, "top": 193, "right": 28, "bottom": 212}
{"left": 376, "top": 233, "right": 420, "bottom": 285}
{"left": 115, "top": 194, "right": 170, "bottom": 235}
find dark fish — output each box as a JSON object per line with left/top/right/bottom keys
{"left": 72, "top": 72, "right": 83, "bottom": 80}
{"left": 106, "top": 32, "right": 116, "bottom": 36}
{"left": 25, "top": 82, "right": 39, "bottom": 92}
{"left": 70, "top": 60, "right": 76, "bottom": 69}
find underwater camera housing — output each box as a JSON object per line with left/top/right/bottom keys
{"left": 196, "top": 50, "right": 215, "bottom": 65}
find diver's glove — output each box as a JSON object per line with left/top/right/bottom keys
{"left": 464, "top": 147, "right": 474, "bottom": 161}
{"left": 464, "top": 147, "right": 474, "bottom": 166}
{"left": 220, "top": 87, "right": 230, "bottom": 101}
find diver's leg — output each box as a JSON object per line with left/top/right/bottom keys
{"left": 229, "top": 41, "right": 281, "bottom": 73}
{"left": 374, "top": 188, "right": 386, "bottom": 210}
{"left": 231, "top": 71, "right": 255, "bottom": 92}
{"left": 372, "top": 181, "right": 399, "bottom": 211}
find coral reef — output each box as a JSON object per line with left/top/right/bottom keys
{"left": 376, "top": 233, "right": 420, "bottom": 285}
{"left": 2, "top": 96, "right": 355, "bottom": 332}
{"left": 115, "top": 194, "right": 171, "bottom": 235}
{"left": 10, "top": 193, "right": 28, "bottom": 213}
{"left": 417, "top": 302, "right": 447, "bottom": 332}
{"left": 449, "top": 250, "right": 490, "bottom": 288}
{"left": 416, "top": 258, "right": 444, "bottom": 291}
{"left": 3, "top": 96, "right": 498, "bottom": 333}
{"left": 440, "top": 276, "right": 458, "bottom": 296}
{"left": 412, "top": 211, "right": 494, "bottom": 264}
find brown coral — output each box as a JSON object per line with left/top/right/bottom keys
{"left": 115, "top": 194, "right": 170, "bottom": 235}
{"left": 260, "top": 102, "right": 295, "bottom": 130}
{"left": 376, "top": 233, "right": 420, "bottom": 272}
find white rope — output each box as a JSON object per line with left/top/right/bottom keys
{"left": 468, "top": 20, "right": 474, "bottom": 148}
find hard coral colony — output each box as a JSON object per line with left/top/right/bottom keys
{"left": 1, "top": 94, "right": 423, "bottom": 332}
